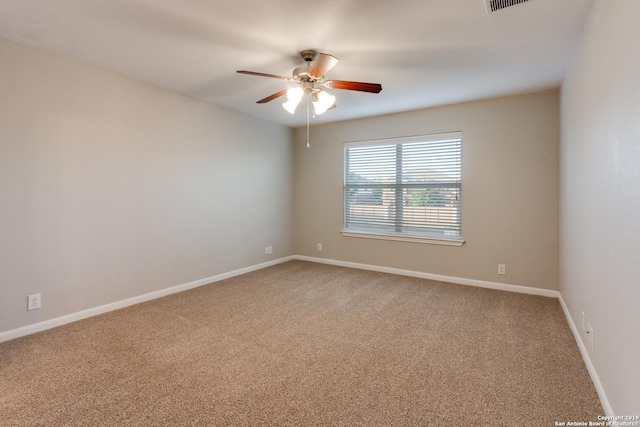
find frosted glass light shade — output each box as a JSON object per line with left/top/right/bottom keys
{"left": 313, "top": 90, "right": 335, "bottom": 115}
{"left": 282, "top": 87, "right": 304, "bottom": 114}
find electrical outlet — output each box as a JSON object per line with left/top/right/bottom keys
{"left": 586, "top": 322, "right": 594, "bottom": 350}
{"left": 581, "top": 311, "right": 586, "bottom": 333}
{"left": 264, "top": 246, "right": 273, "bottom": 255}
{"left": 317, "top": 243, "right": 323, "bottom": 251}
{"left": 497, "top": 264, "right": 506, "bottom": 275}
{"left": 268, "top": 246, "right": 273, "bottom": 254}
{"left": 28, "top": 294, "right": 41, "bottom": 311}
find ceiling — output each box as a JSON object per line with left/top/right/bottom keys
{"left": 0, "top": 0, "right": 594, "bottom": 128}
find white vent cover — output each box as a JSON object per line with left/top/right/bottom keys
{"left": 485, "top": 0, "right": 532, "bottom": 13}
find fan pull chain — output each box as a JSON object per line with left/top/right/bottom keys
{"left": 306, "top": 95, "right": 310, "bottom": 148}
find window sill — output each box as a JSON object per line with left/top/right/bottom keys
{"left": 341, "top": 230, "right": 465, "bottom": 246}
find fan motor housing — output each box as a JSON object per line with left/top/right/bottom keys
{"left": 292, "top": 66, "right": 310, "bottom": 80}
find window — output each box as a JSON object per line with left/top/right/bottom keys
{"left": 343, "top": 132, "right": 463, "bottom": 246}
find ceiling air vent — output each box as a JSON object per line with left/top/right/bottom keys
{"left": 485, "top": 0, "right": 532, "bottom": 13}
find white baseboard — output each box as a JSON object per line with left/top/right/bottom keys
{"left": 558, "top": 295, "right": 613, "bottom": 416}
{"left": 0, "top": 255, "right": 555, "bottom": 343}
{"left": 293, "top": 255, "right": 560, "bottom": 298}
{"left": 0, "top": 256, "right": 294, "bottom": 343}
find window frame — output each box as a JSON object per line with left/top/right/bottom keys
{"left": 342, "top": 132, "right": 464, "bottom": 246}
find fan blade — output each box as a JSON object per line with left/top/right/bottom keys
{"left": 237, "top": 70, "right": 291, "bottom": 80}
{"left": 309, "top": 53, "right": 339, "bottom": 78}
{"left": 257, "top": 89, "right": 288, "bottom": 104}
{"left": 325, "top": 80, "right": 382, "bottom": 93}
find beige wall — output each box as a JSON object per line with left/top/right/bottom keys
{"left": 560, "top": 0, "right": 640, "bottom": 414}
{"left": 294, "top": 90, "right": 560, "bottom": 290}
{"left": 0, "top": 38, "right": 294, "bottom": 333}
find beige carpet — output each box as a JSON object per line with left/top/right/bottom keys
{"left": 1, "top": 261, "right": 602, "bottom": 426}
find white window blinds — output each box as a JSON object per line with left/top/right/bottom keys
{"left": 343, "top": 132, "right": 462, "bottom": 243}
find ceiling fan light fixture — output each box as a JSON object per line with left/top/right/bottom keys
{"left": 312, "top": 90, "right": 335, "bottom": 115}
{"left": 239, "top": 50, "right": 381, "bottom": 119}
{"left": 282, "top": 87, "right": 304, "bottom": 114}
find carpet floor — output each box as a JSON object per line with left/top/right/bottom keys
{"left": 0, "top": 260, "right": 602, "bottom": 426}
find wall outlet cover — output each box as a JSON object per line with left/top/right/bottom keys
{"left": 498, "top": 264, "right": 506, "bottom": 275}
{"left": 28, "top": 294, "right": 41, "bottom": 311}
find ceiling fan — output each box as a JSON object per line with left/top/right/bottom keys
{"left": 237, "top": 50, "right": 382, "bottom": 116}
